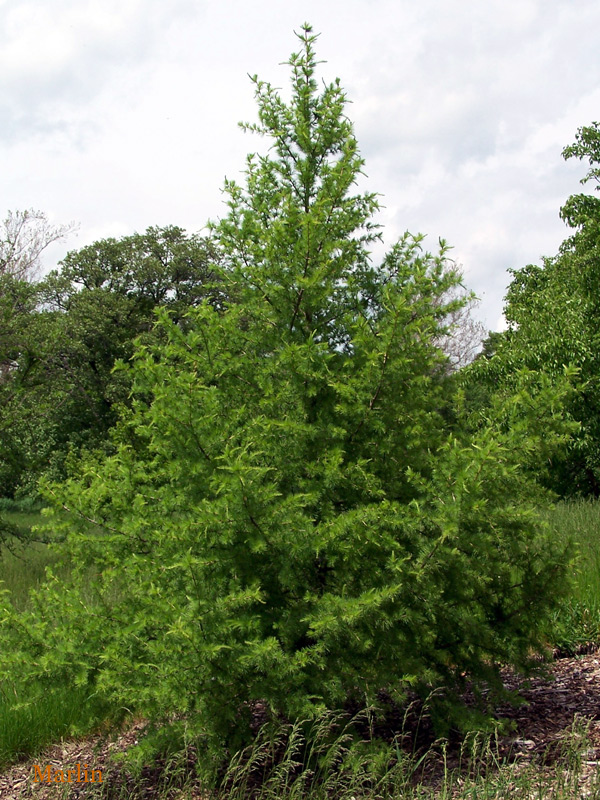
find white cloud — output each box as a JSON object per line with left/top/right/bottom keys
{"left": 2, "top": 0, "right": 599, "bottom": 331}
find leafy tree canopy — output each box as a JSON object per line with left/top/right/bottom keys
{"left": 0, "top": 26, "right": 571, "bottom": 772}
{"left": 0, "top": 226, "right": 220, "bottom": 497}
{"left": 466, "top": 122, "right": 600, "bottom": 496}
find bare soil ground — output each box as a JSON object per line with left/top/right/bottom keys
{"left": 2, "top": 651, "right": 600, "bottom": 799}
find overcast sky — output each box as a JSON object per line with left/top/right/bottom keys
{"left": 2, "top": 0, "right": 599, "bottom": 330}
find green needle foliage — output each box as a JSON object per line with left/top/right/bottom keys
{"left": 0, "top": 25, "right": 571, "bottom": 774}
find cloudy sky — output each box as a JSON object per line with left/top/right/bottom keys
{"left": 2, "top": 0, "right": 599, "bottom": 330}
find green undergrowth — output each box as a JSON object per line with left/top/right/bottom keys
{"left": 0, "top": 495, "right": 44, "bottom": 513}
{"left": 0, "top": 509, "right": 68, "bottom": 611}
{"left": 547, "top": 499, "right": 600, "bottom": 653}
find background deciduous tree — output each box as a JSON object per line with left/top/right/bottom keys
{"left": 465, "top": 122, "right": 600, "bottom": 496}
{"left": 0, "top": 226, "right": 221, "bottom": 497}
{"left": 0, "top": 209, "right": 77, "bottom": 281}
{"left": 433, "top": 277, "right": 486, "bottom": 371}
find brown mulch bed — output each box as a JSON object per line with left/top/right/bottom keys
{"left": 415, "top": 648, "right": 600, "bottom": 794}
{"left": 2, "top": 650, "right": 600, "bottom": 798}
{"left": 496, "top": 646, "right": 600, "bottom": 759}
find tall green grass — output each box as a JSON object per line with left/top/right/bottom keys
{"left": 0, "top": 685, "right": 115, "bottom": 770}
{"left": 212, "top": 713, "right": 600, "bottom": 800}
{"left": 546, "top": 499, "right": 600, "bottom": 653}
{"left": 109, "top": 710, "right": 600, "bottom": 799}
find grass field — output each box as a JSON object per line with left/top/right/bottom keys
{"left": 0, "top": 509, "right": 68, "bottom": 610}
{"left": 545, "top": 499, "right": 600, "bottom": 653}
{"left": 0, "top": 507, "right": 109, "bottom": 769}
{"left": 0, "top": 499, "right": 599, "bottom": 796}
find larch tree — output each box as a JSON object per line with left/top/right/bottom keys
{"left": 0, "top": 26, "right": 571, "bottom": 772}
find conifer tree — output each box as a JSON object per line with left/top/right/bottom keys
{"left": 0, "top": 25, "right": 570, "bottom": 766}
